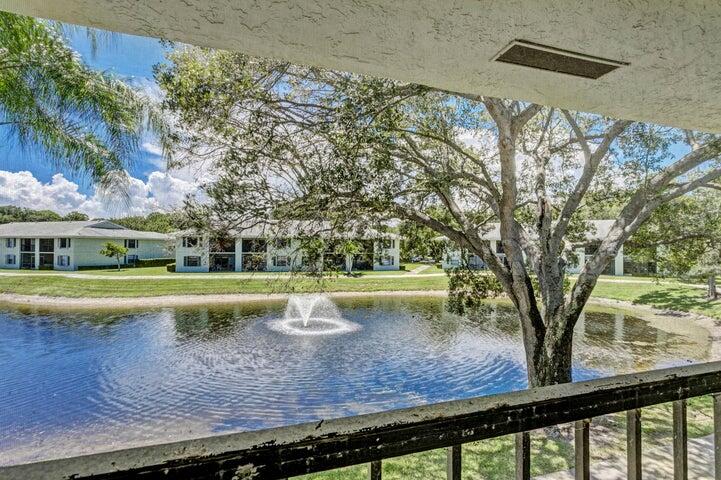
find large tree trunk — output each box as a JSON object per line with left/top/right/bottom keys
{"left": 534, "top": 324, "right": 574, "bottom": 387}
{"left": 708, "top": 275, "right": 717, "bottom": 300}
{"left": 502, "top": 281, "right": 576, "bottom": 389}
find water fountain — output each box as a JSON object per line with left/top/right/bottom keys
{"left": 267, "top": 294, "right": 360, "bottom": 336}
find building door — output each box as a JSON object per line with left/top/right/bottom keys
{"left": 211, "top": 254, "right": 235, "bottom": 271}
{"left": 20, "top": 252, "right": 35, "bottom": 269}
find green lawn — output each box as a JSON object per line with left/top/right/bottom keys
{"left": 0, "top": 273, "right": 449, "bottom": 297}
{"left": 411, "top": 263, "right": 445, "bottom": 273}
{"left": 81, "top": 266, "right": 172, "bottom": 276}
{"left": 2, "top": 271, "right": 718, "bottom": 319}
{"left": 591, "top": 280, "right": 721, "bottom": 319}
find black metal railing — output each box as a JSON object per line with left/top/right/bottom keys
{"left": 3, "top": 361, "right": 721, "bottom": 480}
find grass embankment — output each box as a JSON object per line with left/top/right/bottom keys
{"left": 0, "top": 274, "right": 449, "bottom": 297}
{"left": 1, "top": 272, "right": 719, "bottom": 319}
{"left": 591, "top": 280, "right": 721, "bottom": 319}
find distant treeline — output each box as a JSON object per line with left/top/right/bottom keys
{"left": 0, "top": 206, "right": 182, "bottom": 233}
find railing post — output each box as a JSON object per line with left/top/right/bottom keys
{"left": 627, "top": 409, "right": 642, "bottom": 480}
{"left": 446, "top": 445, "right": 461, "bottom": 480}
{"left": 673, "top": 399, "right": 688, "bottom": 480}
{"left": 369, "top": 460, "right": 382, "bottom": 480}
{"left": 714, "top": 394, "right": 721, "bottom": 480}
{"left": 575, "top": 419, "right": 590, "bottom": 480}
{"left": 516, "top": 431, "right": 531, "bottom": 480}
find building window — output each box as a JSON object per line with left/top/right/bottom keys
{"left": 273, "top": 238, "right": 291, "bottom": 249}
{"left": 495, "top": 242, "right": 505, "bottom": 254}
{"left": 184, "top": 256, "right": 201, "bottom": 267}
{"left": 39, "top": 238, "right": 54, "bottom": 252}
{"left": 127, "top": 254, "right": 139, "bottom": 264}
{"left": 210, "top": 236, "right": 235, "bottom": 253}
{"left": 125, "top": 239, "right": 139, "bottom": 249}
{"left": 273, "top": 255, "right": 289, "bottom": 267}
{"left": 182, "top": 237, "right": 199, "bottom": 248}
{"left": 6, "top": 238, "right": 16, "bottom": 248}
{"left": 380, "top": 255, "right": 395, "bottom": 266}
{"left": 58, "top": 238, "right": 71, "bottom": 249}
{"left": 380, "top": 239, "right": 395, "bottom": 250}
{"left": 56, "top": 255, "right": 70, "bottom": 267}
{"left": 5, "top": 254, "right": 16, "bottom": 265}
{"left": 242, "top": 238, "right": 267, "bottom": 253}
{"left": 20, "top": 238, "right": 35, "bottom": 252}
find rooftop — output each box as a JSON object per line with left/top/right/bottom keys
{"left": 436, "top": 219, "right": 616, "bottom": 243}
{"left": 0, "top": 221, "right": 171, "bottom": 240}
{"left": 177, "top": 220, "right": 401, "bottom": 240}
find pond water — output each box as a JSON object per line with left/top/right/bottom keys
{"left": 0, "top": 296, "right": 714, "bottom": 464}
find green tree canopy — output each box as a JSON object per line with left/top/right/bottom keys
{"left": 111, "top": 211, "right": 182, "bottom": 233}
{"left": 630, "top": 187, "right": 721, "bottom": 297}
{"left": 0, "top": 205, "right": 61, "bottom": 223}
{"left": 62, "top": 211, "right": 89, "bottom": 221}
{"left": 399, "top": 207, "right": 450, "bottom": 262}
{"left": 0, "top": 205, "right": 178, "bottom": 234}
{"left": 157, "top": 47, "right": 721, "bottom": 387}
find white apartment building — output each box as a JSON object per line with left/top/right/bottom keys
{"left": 0, "top": 221, "right": 171, "bottom": 271}
{"left": 440, "top": 220, "right": 625, "bottom": 276}
{"left": 175, "top": 223, "right": 401, "bottom": 273}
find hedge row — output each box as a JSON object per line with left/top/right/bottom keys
{"left": 136, "top": 258, "right": 175, "bottom": 268}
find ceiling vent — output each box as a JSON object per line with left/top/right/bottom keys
{"left": 493, "top": 40, "right": 627, "bottom": 79}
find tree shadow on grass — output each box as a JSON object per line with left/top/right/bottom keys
{"left": 635, "top": 287, "right": 719, "bottom": 315}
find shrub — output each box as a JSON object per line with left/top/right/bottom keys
{"left": 136, "top": 258, "right": 175, "bottom": 268}
{"left": 78, "top": 264, "right": 125, "bottom": 271}
{"left": 446, "top": 267, "right": 504, "bottom": 314}
{"left": 166, "top": 263, "right": 176, "bottom": 272}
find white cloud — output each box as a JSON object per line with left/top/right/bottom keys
{"left": 0, "top": 170, "right": 201, "bottom": 218}
{"left": 127, "top": 76, "right": 165, "bottom": 103}
{"left": 142, "top": 141, "right": 168, "bottom": 170}
{"left": 142, "top": 142, "right": 164, "bottom": 157}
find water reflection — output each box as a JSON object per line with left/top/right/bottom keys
{"left": 0, "top": 297, "right": 713, "bottom": 464}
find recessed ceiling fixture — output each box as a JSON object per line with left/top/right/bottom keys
{"left": 493, "top": 40, "right": 628, "bottom": 79}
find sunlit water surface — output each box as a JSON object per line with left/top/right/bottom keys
{"left": 0, "top": 296, "right": 714, "bottom": 464}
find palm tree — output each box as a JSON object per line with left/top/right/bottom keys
{"left": 0, "top": 12, "right": 166, "bottom": 192}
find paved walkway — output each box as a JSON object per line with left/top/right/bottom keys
{"left": 0, "top": 269, "right": 712, "bottom": 292}
{"left": 536, "top": 434, "right": 714, "bottom": 479}
{"left": 407, "top": 264, "right": 432, "bottom": 274}
{"left": 0, "top": 271, "right": 446, "bottom": 280}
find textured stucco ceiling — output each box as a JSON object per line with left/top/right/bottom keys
{"left": 3, "top": 0, "right": 721, "bottom": 132}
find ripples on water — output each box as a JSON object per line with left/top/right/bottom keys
{"left": 0, "top": 296, "right": 710, "bottom": 464}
